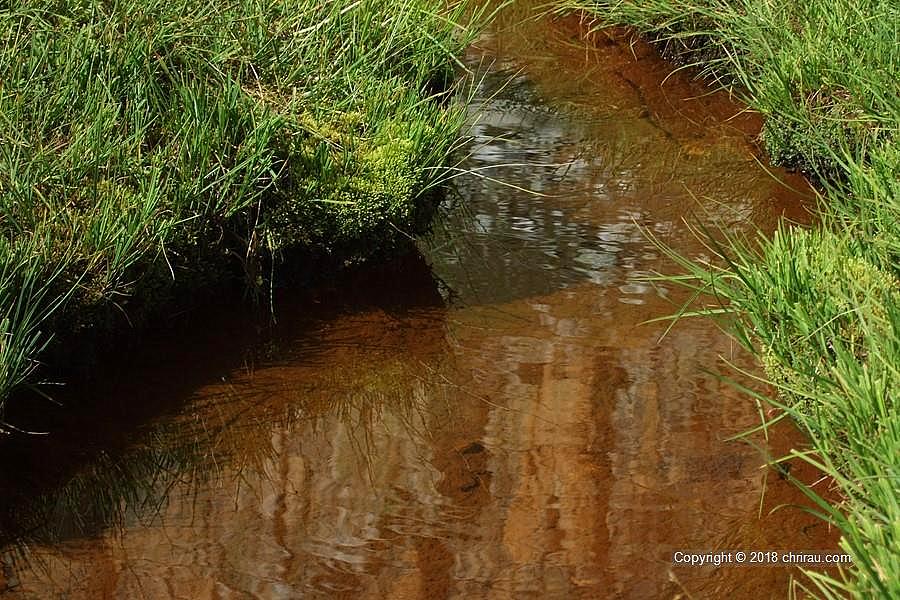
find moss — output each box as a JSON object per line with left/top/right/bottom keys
{"left": 261, "top": 107, "right": 443, "bottom": 257}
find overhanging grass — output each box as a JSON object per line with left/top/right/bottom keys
{"left": 650, "top": 225, "right": 900, "bottom": 599}
{"left": 557, "top": 0, "right": 898, "bottom": 175}
{"left": 557, "top": 0, "right": 900, "bottom": 598}
{"left": 0, "top": 0, "right": 484, "bottom": 415}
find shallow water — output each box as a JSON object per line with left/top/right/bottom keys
{"left": 0, "top": 12, "right": 840, "bottom": 600}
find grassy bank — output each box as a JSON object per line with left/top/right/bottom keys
{"left": 559, "top": 1, "right": 900, "bottom": 598}
{"left": 0, "top": 0, "right": 482, "bottom": 416}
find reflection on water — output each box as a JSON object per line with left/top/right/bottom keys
{"left": 0, "top": 9, "right": 836, "bottom": 600}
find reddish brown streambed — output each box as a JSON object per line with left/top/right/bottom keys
{"left": 0, "top": 10, "right": 841, "bottom": 600}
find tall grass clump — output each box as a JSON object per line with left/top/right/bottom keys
{"left": 0, "top": 0, "right": 485, "bottom": 419}
{"left": 556, "top": 0, "right": 900, "bottom": 597}
{"left": 655, "top": 226, "right": 900, "bottom": 599}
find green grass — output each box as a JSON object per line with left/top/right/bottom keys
{"left": 0, "top": 0, "right": 484, "bottom": 416}
{"left": 556, "top": 0, "right": 900, "bottom": 598}
{"left": 650, "top": 224, "right": 899, "bottom": 599}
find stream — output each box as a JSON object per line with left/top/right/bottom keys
{"left": 0, "top": 11, "right": 840, "bottom": 600}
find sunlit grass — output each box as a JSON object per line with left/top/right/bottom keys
{"left": 0, "top": 0, "right": 486, "bottom": 415}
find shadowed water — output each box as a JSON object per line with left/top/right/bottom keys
{"left": 0, "top": 10, "right": 840, "bottom": 600}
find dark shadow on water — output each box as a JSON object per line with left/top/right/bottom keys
{"left": 0, "top": 253, "right": 448, "bottom": 554}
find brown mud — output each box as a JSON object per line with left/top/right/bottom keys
{"left": 0, "top": 8, "right": 840, "bottom": 600}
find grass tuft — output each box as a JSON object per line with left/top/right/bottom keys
{"left": 0, "top": 0, "right": 485, "bottom": 418}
